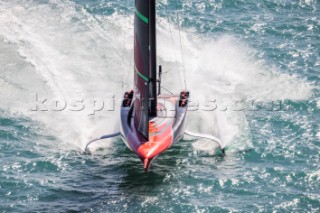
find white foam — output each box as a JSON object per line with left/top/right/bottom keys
{"left": 317, "top": 100, "right": 320, "bottom": 109}
{"left": 156, "top": 19, "right": 312, "bottom": 150}
{"left": 308, "top": 170, "right": 320, "bottom": 181}
{"left": 0, "top": 0, "right": 124, "bottom": 150}
{"left": 275, "top": 198, "right": 300, "bottom": 210}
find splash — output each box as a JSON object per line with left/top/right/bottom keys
{"left": 156, "top": 17, "right": 313, "bottom": 150}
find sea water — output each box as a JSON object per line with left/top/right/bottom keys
{"left": 0, "top": 0, "right": 319, "bottom": 212}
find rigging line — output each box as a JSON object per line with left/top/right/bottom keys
{"left": 174, "top": 0, "right": 187, "bottom": 90}
{"left": 161, "top": 86, "right": 174, "bottom": 95}
{"left": 127, "top": 42, "right": 134, "bottom": 89}
{"left": 164, "top": 2, "right": 183, "bottom": 90}
{"left": 121, "top": 20, "right": 126, "bottom": 93}
{"left": 124, "top": 13, "right": 134, "bottom": 91}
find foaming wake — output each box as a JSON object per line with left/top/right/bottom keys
{"left": 156, "top": 18, "right": 313, "bottom": 152}
{"left": 0, "top": 0, "right": 127, "bottom": 150}
{"left": 0, "top": 0, "right": 313, "bottom": 152}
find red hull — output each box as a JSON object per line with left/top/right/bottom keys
{"left": 120, "top": 93, "right": 189, "bottom": 171}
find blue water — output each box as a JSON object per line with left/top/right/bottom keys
{"left": 0, "top": 0, "right": 319, "bottom": 212}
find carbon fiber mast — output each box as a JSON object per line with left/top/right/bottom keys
{"left": 149, "top": 0, "right": 157, "bottom": 117}
{"left": 133, "top": 0, "right": 157, "bottom": 138}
